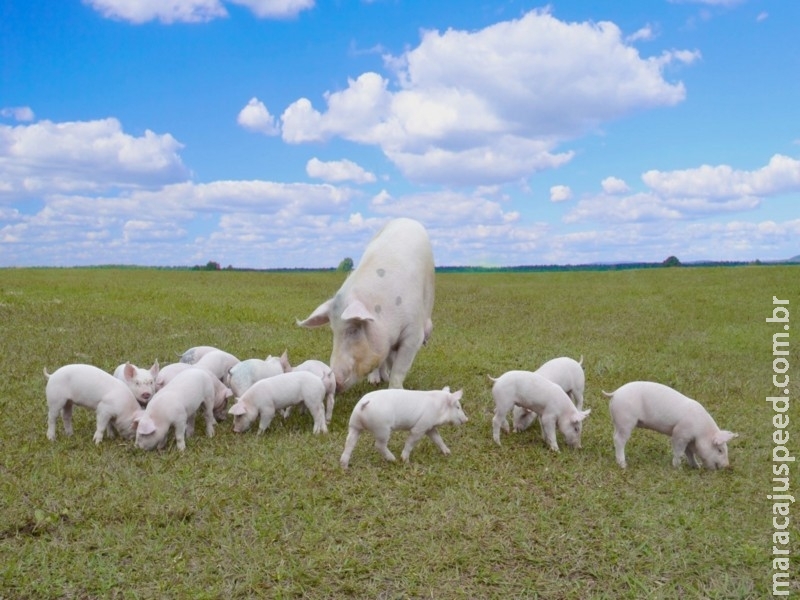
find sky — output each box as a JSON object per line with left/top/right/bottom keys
{"left": 1, "top": 0, "right": 799, "bottom": 268}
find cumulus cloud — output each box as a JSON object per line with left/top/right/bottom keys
{"left": 626, "top": 24, "right": 657, "bottom": 43}
{"left": 237, "top": 98, "right": 280, "bottom": 135}
{"left": 306, "top": 158, "right": 376, "bottom": 184}
{"left": 0, "top": 118, "right": 189, "bottom": 198}
{"left": 601, "top": 176, "right": 630, "bottom": 194}
{"left": 566, "top": 155, "right": 800, "bottom": 224}
{"left": 550, "top": 185, "right": 572, "bottom": 202}
{"left": 84, "top": 0, "right": 227, "bottom": 24}
{"left": 0, "top": 106, "right": 35, "bottom": 122}
{"left": 83, "top": 0, "right": 313, "bottom": 23}
{"left": 642, "top": 154, "right": 800, "bottom": 199}
{"left": 279, "top": 8, "right": 695, "bottom": 185}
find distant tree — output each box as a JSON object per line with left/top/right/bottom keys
{"left": 662, "top": 255, "right": 681, "bottom": 267}
{"left": 337, "top": 257, "right": 354, "bottom": 272}
{"left": 199, "top": 260, "right": 221, "bottom": 271}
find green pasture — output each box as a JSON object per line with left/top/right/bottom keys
{"left": 0, "top": 266, "right": 797, "bottom": 598}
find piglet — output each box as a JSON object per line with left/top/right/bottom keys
{"left": 178, "top": 345, "right": 220, "bottom": 364}
{"left": 603, "top": 381, "right": 738, "bottom": 469}
{"left": 44, "top": 364, "right": 144, "bottom": 444}
{"left": 490, "top": 370, "right": 591, "bottom": 451}
{"left": 227, "top": 351, "right": 290, "bottom": 398}
{"left": 512, "top": 356, "right": 585, "bottom": 433}
{"left": 134, "top": 368, "right": 217, "bottom": 451}
{"left": 292, "top": 359, "right": 336, "bottom": 422}
{"left": 155, "top": 362, "right": 192, "bottom": 391}
{"left": 113, "top": 360, "right": 159, "bottom": 406}
{"left": 228, "top": 371, "right": 328, "bottom": 435}
{"left": 339, "top": 387, "right": 467, "bottom": 468}
{"left": 194, "top": 349, "right": 240, "bottom": 382}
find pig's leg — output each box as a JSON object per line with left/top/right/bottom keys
{"left": 340, "top": 427, "right": 361, "bottom": 469}
{"left": 571, "top": 389, "right": 585, "bottom": 411}
{"left": 175, "top": 419, "right": 188, "bottom": 451}
{"left": 613, "top": 426, "right": 631, "bottom": 468}
{"left": 257, "top": 405, "right": 276, "bottom": 434}
{"left": 670, "top": 434, "right": 692, "bottom": 468}
{"left": 47, "top": 400, "right": 64, "bottom": 440}
{"left": 61, "top": 401, "right": 74, "bottom": 437}
{"left": 306, "top": 399, "right": 328, "bottom": 434}
{"left": 387, "top": 332, "right": 424, "bottom": 389}
{"left": 400, "top": 428, "right": 428, "bottom": 462}
{"left": 185, "top": 412, "right": 196, "bottom": 438}
{"left": 203, "top": 400, "right": 216, "bottom": 437}
{"left": 684, "top": 441, "right": 699, "bottom": 469}
{"left": 93, "top": 407, "right": 113, "bottom": 445}
{"left": 491, "top": 396, "right": 514, "bottom": 445}
{"left": 325, "top": 392, "right": 335, "bottom": 423}
{"left": 372, "top": 426, "right": 396, "bottom": 462}
{"left": 425, "top": 428, "right": 451, "bottom": 456}
{"left": 540, "top": 415, "right": 560, "bottom": 452}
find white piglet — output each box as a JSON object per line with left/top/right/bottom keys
{"left": 228, "top": 371, "right": 328, "bottom": 435}
{"left": 339, "top": 387, "right": 468, "bottom": 468}
{"left": 603, "top": 381, "right": 738, "bottom": 469}
{"left": 134, "top": 368, "right": 217, "bottom": 451}
{"left": 179, "top": 345, "right": 220, "bottom": 364}
{"left": 194, "top": 349, "right": 240, "bottom": 382}
{"left": 512, "top": 356, "right": 585, "bottom": 433}
{"left": 227, "top": 351, "right": 290, "bottom": 398}
{"left": 490, "top": 370, "right": 591, "bottom": 451}
{"left": 44, "top": 364, "right": 144, "bottom": 444}
{"left": 292, "top": 359, "right": 336, "bottom": 422}
{"left": 155, "top": 362, "right": 192, "bottom": 391}
{"left": 113, "top": 360, "right": 159, "bottom": 406}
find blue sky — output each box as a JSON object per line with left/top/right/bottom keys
{"left": 1, "top": 0, "right": 798, "bottom": 268}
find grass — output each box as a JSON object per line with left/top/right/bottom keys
{"left": 0, "top": 266, "right": 797, "bottom": 598}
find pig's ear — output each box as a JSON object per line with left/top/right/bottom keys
{"left": 713, "top": 430, "right": 738, "bottom": 446}
{"left": 123, "top": 362, "right": 136, "bottom": 380}
{"left": 341, "top": 300, "right": 375, "bottom": 323}
{"left": 137, "top": 417, "right": 156, "bottom": 435}
{"left": 224, "top": 386, "right": 234, "bottom": 399}
{"left": 229, "top": 403, "right": 247, "bottom": 416}
{"left": 280, "top": 350, "right": 291, "bottom": 372}
{"left": 297, "top": 299, "right": 334, "bottom": 328}
{"left": 572, "top": 409, "right": 591, "bottom": 423}
{"left": 150, "top": 360, "right": 159, "bottom": 376}
{"left": 449, "top": 389, "right": 463, "bottom": 403}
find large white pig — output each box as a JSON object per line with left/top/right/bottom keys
{"left": 603, "top": 381, "right": 738, "bottom": 469}
{"left": 339, "top": 387, "right": 468, "bottom": 468}
{"left": 297, "top": 218, "right": 435, "bottom": 391}
{"left": 113, "top": 360, "right": 159, "bottom": 406}
{"left": 134, "top": 368, "right": 217, "bottom": 451}
{"left": 44, "top": 364, "right": 144, "bottom": 444}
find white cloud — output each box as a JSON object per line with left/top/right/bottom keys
{"left": 279, "top": 8, "right": 694, "bottom": 185}
{"left": 550, "top": 185, "right": 572, "bottom": 202}
{"left": 756, "top": 12, "right": 768, "bottom": 22}
{"left": 227, "top": 0, "right": 313, "bottom": 19}
{"left": 0, "top": 118, "right": 189, "bottom": 198}
{"left": 566, "top": 155, "right": 800, "bottom": 225}
{"left": 237, "top": 98, "right": 280, "bottom": 135}
{"left": 84, "top": 0, "right": 228, "bottom": 24}
{"left": 642, "top": 154, "right": 800, "bottom": 199}
{"left": 0, "top": 106, "right": 35, "bottom": 122}
{"left": 626, "top": 24, "right": 657, "bottom": 43}
{"left": 306, "top": 158, "right": 376, "bottom": 184}
{"left": 84, "top": 0, "right": 313, "bottom": 23}
{"left": 601, "top": 176, "right": 630, "bottom": 194}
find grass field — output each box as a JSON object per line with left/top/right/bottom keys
{"left": 0, "top": 266, "right": 797, "bottom": 598}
